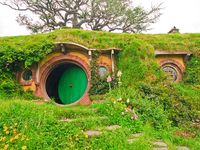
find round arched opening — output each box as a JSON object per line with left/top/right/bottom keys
{"left": 22, "top": 69, "right": 33, "bottom": 81}
{"left": 45, "top": 62, "right": 88, "bottom": 105}
{"left": 161, "top": 63, "right": 182, "bottom": 82}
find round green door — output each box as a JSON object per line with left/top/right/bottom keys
{"left": 58, "top": 65, "right": 88, "bottom": 104}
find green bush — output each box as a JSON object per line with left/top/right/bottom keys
{"left": 184, "top": 55, "right": 200, "bottom": 85}
{"left": 0, "top": 72, "right": 22, "bottom": 97}
{"left": 137, "top": 82, "right": 199, "bottom": 134}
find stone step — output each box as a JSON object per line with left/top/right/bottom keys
{"left": 129, "top": 133, "right": 144, "bottom": 138}
{"left": 177, "top": 146, "right": 190, "bottom": 150}
{"left": 105, "top": 125, "right": 121, "bottom": 130}
{"left": 92, "top": 100, "right": 107, "bottom": 104}
{"left": 59, "top": 118, "right": 74, "bottom": 122}
{"left": 153, "top": 148, "right": 168, "bottom": 150}
{"left": 32, "top": 100, "right": 45, "bottom": 105}
{"left": 127, "top": 138, "right": 138, "bottom": 144}
{"left": 84, "top": 130, "right": 102, "bottom": 137}
{"left": 152, "top": 141, "right": 168, "bottom": 150}
{"left": 83, "top": 124, "right": 121, "bottom": 138}
{"left": 153, "top": 141, "right": 168, "bottom": 147}
{"left": 89, "top": 108, "right": 98, "bottom": 112}
{"left": 59, "top": 116, "right": 108, "bottom": 122}
{"left": 127, "top": 133, "right": 144, "bottom": 144}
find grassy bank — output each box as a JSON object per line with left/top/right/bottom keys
{"left": 0, "top": 98, "right": 199, "bottom": 149}
{"left": 0, "top": 29, "right": 200, "bottom": 149}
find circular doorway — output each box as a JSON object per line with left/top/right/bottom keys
{"left": 45, "top": 63, "right": 88, "bottom": 105}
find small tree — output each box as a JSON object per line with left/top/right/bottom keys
{"left": 0, "top": 0, "right": 162, "bottom": 33}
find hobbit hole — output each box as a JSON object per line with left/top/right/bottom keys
{"left": 17, "top": 42, "right": 192, "bottom": 105}
{"left": 18, "top": 42, "right": 119, "bottom": 105}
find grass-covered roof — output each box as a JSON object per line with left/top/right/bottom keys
{"left": 1, "top": 29, "right": 200, "bottom": 53}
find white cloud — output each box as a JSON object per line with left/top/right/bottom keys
{"left": 135, "top": 0, "right": 200, "bottom": 33}
{"left": 0, "top": 5, "right": 29, "bottom": 36}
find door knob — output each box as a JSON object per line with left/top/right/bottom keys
{"left": 69, "top": 84, "right": 73, "bottom": 88}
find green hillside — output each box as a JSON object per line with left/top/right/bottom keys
{"left": 1, "top": 29, "right": 200, "bottom": 51}
{"left": 0, "top": 29, "right": 199, "bottom": 149}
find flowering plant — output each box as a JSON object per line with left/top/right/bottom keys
{"left": 107, "top": 75, "right": 112, "bottom": 82}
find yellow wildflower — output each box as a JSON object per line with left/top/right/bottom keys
{"left": 13, "top": 129, "right": 17, "bottom": 135}
{"left": 0, "top": 137, "right": 6, "bottom": 142}
{"left": 9, "top": 137, "right": 15, "bottom": 143}
{"left": 14, "top": 134, "right": 20, "bottom": 140}
{"left": 3, "top": 144, "right": 9, "bottom": 150}
{"left": 22, "top": 145, "right": 27, "bottom": 150}
{"left": 85, "top": 134, "right": 89, "bottom": 138}
{"left": 5, "top": 131, "right": 9, "bottom": 135}
{"left": 3, "top": 125, "right": 8, "bottom": 133}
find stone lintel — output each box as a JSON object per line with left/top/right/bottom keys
{"left": 55, "top": 42, "right": 120, "bottom": 53}
{"left": 155, "top": 50, "right": 192, "bottom": 56}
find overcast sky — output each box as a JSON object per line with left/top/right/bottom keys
{"left": 0, "top": 0, "right": 200, "bottom": 37}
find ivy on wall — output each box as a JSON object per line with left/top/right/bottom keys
{"left": 0, "top": 34, "right": 54, "bottom": 97}
{"left": 89, "top": 51, "right": 117, "bottom": 95}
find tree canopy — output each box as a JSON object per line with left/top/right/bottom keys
{"left": 0, "top": 0, "right": 162, "bottom": 33}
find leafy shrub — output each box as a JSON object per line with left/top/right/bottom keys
{"left": 184, "top": 55, "right": 200, "bottom": 85}
{"left": 138, "top": 82, "right": 199, "bottom": 134}
{"left": 133, "top": 98, "right": 171, "bottom": 130}
{"left": 0, "top": 72, "right": 22, "bottom": 97}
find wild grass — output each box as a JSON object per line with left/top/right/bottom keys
{"left": 0, "top": 99, "right": 199, "bottom": 149}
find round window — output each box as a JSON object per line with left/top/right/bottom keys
{"left": 162, "top": 65, "right": 178, "bottom": 82}
{"left": 98, "top": 66, "right": 109, "bottom": 77}
{"left": 22, "top": 69, "right": 32, "bottom": 81}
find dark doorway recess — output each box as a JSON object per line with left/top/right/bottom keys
{"left": 45, "top": 63, "right": 88, "bottom": 105}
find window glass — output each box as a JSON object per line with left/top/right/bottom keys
{"left": 22, "top": 69, "right": 32, "bottom": 81}
{"left": 98, "top": 66, "right": 108, "bottom": 77}
{"left": 162, "top": 66, "right": 178, "bottom": 82}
